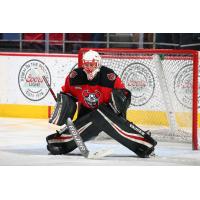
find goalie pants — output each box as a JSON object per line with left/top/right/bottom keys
{"left": 46, "top": 104, "right": 157, "bottom": 158}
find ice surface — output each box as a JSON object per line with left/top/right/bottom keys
{"left": 0, "top": 117, "right": 200, "bottom": 166}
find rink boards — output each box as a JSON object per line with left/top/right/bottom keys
{"left": 0, "top": 52, "right": 199, "bottom": 128}
{"left": 0, "top": 104, "right": 196, "bottom": 128}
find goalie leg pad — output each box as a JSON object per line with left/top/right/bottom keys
{"left": 47, "top": 104, "right": 157, "bottom": 157}
{"left": 46, "top": 130, "right": 74, "bottom": 154}
{"left": 49, "top": 92, "right": 77, "bottom": 126}
{"left": 46, "top": 111, "right": 102, "bottom": 155}
{"left": 94, "top": 104, "right": 157, "bottom": 158}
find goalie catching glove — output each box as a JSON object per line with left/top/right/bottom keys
{"left": 109, "top": 88, "right": 131, "bottom": 118}
{"left": 49, "top": 92, "right": 77, "bottom": 126}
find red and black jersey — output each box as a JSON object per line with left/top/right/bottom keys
{"left": 61, "top": 66, "right": 125, "bottom": 110}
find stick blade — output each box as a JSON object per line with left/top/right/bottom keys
{"left": 87, "top": 149, "right": 113, "bottom": 159}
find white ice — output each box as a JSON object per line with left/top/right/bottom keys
{"left": 0, "top": 117, "right": 200, "bottom": 166}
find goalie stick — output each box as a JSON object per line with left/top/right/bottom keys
{"left": 40, "top": 63, "right": 112, "bottom": 159}
{"left": 42, "top": 63, "right": 78, "bottom": 102}
{"left": 67, "top": 118, "right": 112, "bottom": 159}
{"left": 42, "top": 75, "right": 57, "bottom": 101}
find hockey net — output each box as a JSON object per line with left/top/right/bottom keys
{"left": 78, "top": 48, "right": 199, "bottom": 150}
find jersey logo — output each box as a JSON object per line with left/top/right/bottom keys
{"left": 107, "top": 73, "right": 116, "bottom": 81}
{"left": 82, "top": 90, "right": 101, "bottom": 109}
{"left": 70, "top": 71, "right": 78, "bottom": 78}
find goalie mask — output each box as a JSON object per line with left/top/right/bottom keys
{"left": 82, "top": 50, "right": 101, "bottom": 80}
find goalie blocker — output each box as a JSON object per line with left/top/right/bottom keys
{"left": 49, "top": 92, "right": 77, "bottom": 126}
{"left": 47, "top": 103, "right": 157, "bottom": 158}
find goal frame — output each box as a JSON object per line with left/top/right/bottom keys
{"left": 78, "top": 48, "right": 199, "bottom": 150}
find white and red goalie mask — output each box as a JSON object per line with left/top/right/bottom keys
{"left": 82, "top": 50, "right": 101, "bottom": 80}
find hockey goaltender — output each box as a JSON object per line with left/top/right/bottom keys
{"left": 46, "top": 50, "right": 157, "bottom": 158}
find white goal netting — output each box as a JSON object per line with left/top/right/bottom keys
{"left": 79, "top": 48, "right": 199, "bottom": 149}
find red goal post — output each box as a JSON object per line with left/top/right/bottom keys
{"left": 78, "top": 48, "right": 199, "bottom": 150}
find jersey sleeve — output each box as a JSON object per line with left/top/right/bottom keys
{"left": 114, "top": 76, "right": 125, "bottom": 89}
{"left": 61, "top": 75, "right": 71, "bottom": 93}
